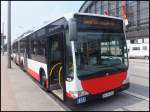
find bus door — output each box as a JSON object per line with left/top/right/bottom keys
{"left": 48, "top": 32, "right": 65, "bottom": 101}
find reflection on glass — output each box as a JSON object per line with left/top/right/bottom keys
{"left": 74, "top": 31, "right": 128, "bottom": 78}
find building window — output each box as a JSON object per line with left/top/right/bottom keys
{"left": 96, "top": 1, "right": 101, "bottom": 14}
{"left": 132, "top": 47, "right": 140, "bottom": 50}
{"left": 101, "top": 1, "right": 104, "bottom": 14}
{"left": 143, "top": 46, "right": 147, "bottom": 50}
{"left": 109, "top": 9, "right": 116, "bottom": 16}
{"left": 144, "top": 38, "right": 149, "bottom": 43}
{"left": 103, "top": 1, "right": 108, "bottom": 10}
{"left": 101, "top": 1, "right": 109, "bottom": 14}
{"left": 139, "top": 1, "right": 149, "bottom": 25}
{"left": 126, "top": 1, "right": 137, "bottom": 26}
{"left": 116, "top": 1, "right": 119, "bottom": 17}
{"left": 142, "top": 39, "right": 144, "bottom": 43}
{"left": 130, "top": 40, "right": 135, "bottom": 44}
{"left": 108, "top": 1, "right": 116, "bottom": 16}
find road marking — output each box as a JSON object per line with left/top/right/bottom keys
{"left": 130, "top": 73, "right": 148, "bottom": 79}
{"left": 124, "top": 90, "right": 149, "bottom": 101}
{"left": 129, "top": 61, "right": 149, "bottom": 64}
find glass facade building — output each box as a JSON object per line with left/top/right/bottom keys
{"left": 79, "top": 1, "right": 149, "bottom": 44}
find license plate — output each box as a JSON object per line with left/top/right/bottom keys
{"left": 102, "top": 91, "right": 114, "bottom": 99}
{"left": 77, "top": 96, "right": 86, "bottom": 104}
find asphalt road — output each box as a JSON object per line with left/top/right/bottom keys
{"left": 67, "top": 59, "right": 149, "bottom": 111}
{"left": 128, "top": 59, "right": 149, "bottom": 98}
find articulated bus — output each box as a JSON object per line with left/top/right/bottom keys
{"left": 11, "top": 13, "right": 129, "bottom": 105}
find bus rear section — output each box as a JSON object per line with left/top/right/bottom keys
{"left": 64, "top": 13, "right": 129, "bottom": 105}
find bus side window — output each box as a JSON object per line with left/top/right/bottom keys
{"left": 132, "top": 47, "right": 140, "bottom": 51}
{"left": 51, "top": 40, "right": 62, "bottom": 63}
{"left": 143, "top": 46, "right": 147, "bottom": 50}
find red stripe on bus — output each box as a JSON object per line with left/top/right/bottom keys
{"left": 45, "top": 79, "right": 48, "bottom": 89}
{"left": 27, "top": 68, "right": 40, "bottom": 81}
{"left": 81, "top": 71, "right": 127, "bottom": 95}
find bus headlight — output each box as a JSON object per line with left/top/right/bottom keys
{"left": 70, "top": 90, "right": 89, "bottom": 98}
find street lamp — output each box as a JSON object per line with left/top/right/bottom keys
{"left": 7, "top": 1, "right": 11, "bottom": 68}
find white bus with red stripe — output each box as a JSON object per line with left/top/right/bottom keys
{"left": 12, "top": 13, "right": 129, "bottom": 105}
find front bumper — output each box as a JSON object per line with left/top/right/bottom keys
{"left": 65, "top": 83, "right": 130, "bottom": 106}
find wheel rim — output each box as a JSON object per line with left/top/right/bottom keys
{"left": 42, "top": 75, "right": 46, "bottom": 86}
{"left": 41, "top": 71, "right": 46, "bottom": 87}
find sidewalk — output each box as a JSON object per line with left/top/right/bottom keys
{"left": 1, "top": 54, "right": 65, "bottom": 111}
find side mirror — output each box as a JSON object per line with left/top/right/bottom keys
{"left": 68, "top": 18, "right": 77, "bottom": 41}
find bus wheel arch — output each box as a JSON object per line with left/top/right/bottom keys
{"left": 144, "top": 56, "right": 149, "bottom": 60}
{"left": 39, "top": 68, "right": 46, "bottom": 88}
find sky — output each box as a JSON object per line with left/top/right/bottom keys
{"left": 1, "top": 1, "right": 84, "bottom": 43}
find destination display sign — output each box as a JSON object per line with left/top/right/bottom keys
{"left": 82, "top": 19, "right": 115, "bottom": 28}
{"left": 75, "top": 15, "right": 123, "bottom": 32}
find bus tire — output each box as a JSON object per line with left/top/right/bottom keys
{"left": 20, "top": 61, "right": 25, "bottom": 71}
{"left": 144, "top": 56, "right": 149, "bottom": 60}
{"left": 40, "top": 69, "right": 46, "bottom": 89}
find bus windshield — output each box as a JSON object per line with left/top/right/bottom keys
{"left": 74, "top": 31, "right": 128, "bottom": 78}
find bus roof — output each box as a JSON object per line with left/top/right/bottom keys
{"left": 74, "top": 13, "right": 123, "bottom": 20}
{"left": 13, "top": 12, "right": 123, "bottom": 43}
